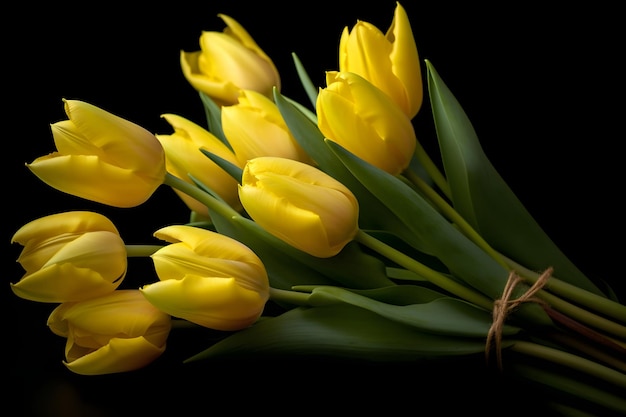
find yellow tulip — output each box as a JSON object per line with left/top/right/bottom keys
{"left": 141, "top": 225, "right": 269, "bottom": 331}
{"left": 27, "top": 99, "right": 166, "bottom": 208}
{"left": 180, "top": 14, "right": 281, "bottom": 106}
{"left": 238, "top": 156, "right": 359, "bottom": 258}
{"left": 222, "top": 90, "right": 313, "bottom": 166}
{"left": 11, "top": 211, "right": 127, "bottom": 303}
{"left": 47, "top": 290, "right": 171, "bottom": 375}
{"left": 339, "top": 2, "right": 422, "bottom": 119}
{"left": 316, "top": 71, "right": 417, "bottom": 176}
{"left": 156, "top": 114, "right": 242, "bottom": 216}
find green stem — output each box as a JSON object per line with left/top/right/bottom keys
{"left": 163, "top": 172, "right": 240, "bottom": 220}
{"left": 505, "top": 256, "right": 626, "bottom": 325}
{"left": 537, "top": 290, "right": 626, "bottom": 340}
{"left": 269, "top": 287, "right": 312, "bottom": 306}
{"left": 403, "top": 168, "right": 509, "bottom": 271}
{"left": 409, "top": 141, "right": 451, "bottom": 200}
{"left": 125, "top": 245, "right": 163, "bottom": 257}
{"left": 170, "top": 319, "right": 201, "bottom": 329}
{"left": 543, "top": 330, "right": 626, "bottom": 373}
{"left": 510, "top": 340, "right": 626, "bottom": 389}
{"left": 354, "top": 229, "right": 493, "bottom": 310}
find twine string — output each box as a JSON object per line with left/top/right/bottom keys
{"left": 485, "top": 267, "right": 553, "bottom": 369}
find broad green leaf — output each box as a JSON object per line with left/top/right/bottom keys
{"left": 426, "top": 60, "right": 605, "bottom": 296}
{"left": 186, "top": 304, "right": 496, "bottom": 362}
{"left": 308, "top": 286, "right": 521, "bottom": 338}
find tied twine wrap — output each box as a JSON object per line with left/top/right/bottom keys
{"left": 485, "top": 267, "right": 552, "bottom": 369}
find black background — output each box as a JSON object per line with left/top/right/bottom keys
{"left": 4, "top": 1, "right": 624, "bottom": 415}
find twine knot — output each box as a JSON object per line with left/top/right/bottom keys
{"left": 485, "top": 267, "right": 552, "bottom": 369}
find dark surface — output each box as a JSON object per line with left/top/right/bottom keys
{"left": 5, "top": 1, "right": 624, "bottom": 415}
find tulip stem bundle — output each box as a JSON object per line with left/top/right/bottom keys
{"left": 401, "top": 167, "right": 509, "bottom": 270}
{"left": 505, "top": 256, "right": 626, "bottom": 322}
{"left": 354, "top": 230, "right": 494, "bottom": 311}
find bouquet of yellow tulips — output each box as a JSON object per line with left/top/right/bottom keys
{"left": 10, "top": 3, "right": 625, "bottom": 415}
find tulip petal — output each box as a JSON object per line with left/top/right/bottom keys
{"left": 11, "top": 263, "right": 123, "bottom": 303}
{"left": 141, "top": 275, "right": 267, "bottom": 331}
{"left": 12, "top": 211, "right": 119, "bottom": 245}
{"left": 180, "top": 15, "right": 280, "bottom": 105}
{"left": 47, "top": 290, "right": 171, "bottom": 375}
{"left": 180, "top": 50, "right": 242, "bottom": 105}
{"left": 157, "top": 114, "right": 241, "bottom": 212}
{"left": 152, "top": 243, "right": 261, "bottom": 283}
{"left": 62, "top": 100, "right": 165, "bottom": 173}
{"left": 317, "top": 72, "right": 416, "bottom": 175}
{"left": 63, "top": 336, "right": 166, "bottom": 375}
{"left": 239, "top": 157, "right": 359, "bottom": 257}
{"left": 222, "top": 90, "right": 312, "bottom": 165}
{"left": 199, "top": 33, "right": 276, "bottom": 96}
{"left": 152, "top": 225, "right": 268, "bottom": 293}
{"left": 28, "top": 154, "right": 161, "bottom": 207}
{"left": 48, "top": 290, "right": 170, "bottom": 339}
{"left": 387, "top": 2, "right": 423, "bottom": 117}
{"left": 218, "top": 14, "right": 280, "bottom": 91}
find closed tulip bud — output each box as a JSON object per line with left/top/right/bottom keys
{"left": 141, "top": 225, "right": 269, "bottom": 331}
{"left": 28, "top": 100, "right": 166, "bottom": 208}
{"left": 339, "top": 2, "right": 422, "bottom": 119}
{"left": 180, "top": 14, "right": 281, "bottom": 106}
{"left": 239, "top": 157, "right": 359, "bottom": 258}
{"left": 156, "top": 114, "right": 242, "bottom": 216}
{"left": 11, "top": 211, "right": 127, "bottom": 303}
{"left": 222, "top": 90, "right": 313, "bottom": 166}
{"left": 316, "top": 71, "right": 417, "bottom": 175}
{"left": 48, "top": 290, "right": 171, "bottom": 375}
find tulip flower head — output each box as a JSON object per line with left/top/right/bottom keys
{"left": 316, "top": 71, "right": 417, "bottom": 175}
{"left": 156, "top": 114, "right": 243, "bottom": 216}
{"left": 238, "top": 156, "right": 359, "bottom": 258}
{"left": 27, "top": 99, "right": 166, "bottom": 208}
{"left": 11, "top": 211, "right": 127, "bottom": 303}
{"left": 180, "top": 14, "right": 281, "bottom": 106}
{"left": 141, "top": 225, "right": 270, "bottom": 331}
{"left": 339, "top": 2, "right": 422, "bottom": 119}
{"left": 222, "top": 90, "right": 313, "bottom": 166}
{"left": 48, "top": 290, "right": 171, "bottom": 375}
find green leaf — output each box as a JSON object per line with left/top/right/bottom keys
{"left": 199, "top": 148, "right": 243, "bottom": 183}
{"left": 185, "top": 304, "right": 495, "bottom": 362}
{"left": 199, "top": 92, "right": 231, "bottom": 149}
{"left": 307, "top": 286, "right": 520, "bottom": 338}
{"left": 426, "top": 60, "right": 605, "bottom": 296}
{"left": 291, "top": 52, "right": 318, "bottom": 109}
{"left": 328, "top": 284, "right": 448, "bottom": 304}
